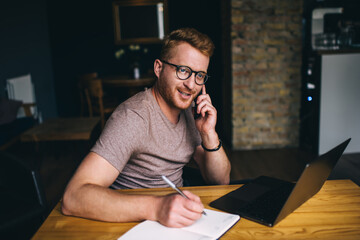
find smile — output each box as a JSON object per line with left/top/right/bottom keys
{"left": 178, "top": 90, "right": 192, "bottom": 97}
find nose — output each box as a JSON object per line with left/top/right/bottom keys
{"left": 183, "top": 72, "right": 197, "bottom": 90}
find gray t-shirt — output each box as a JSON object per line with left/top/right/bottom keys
{"left": 91, "top": 88, "right": 201, "bottom": 189}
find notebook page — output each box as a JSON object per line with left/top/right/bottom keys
{"left": 118, "top": 209, "right": 240, "bottom": 240}
{"left": 118, "top": 220, "right": 212, "bottom": 240}
{"left": 182, "top": 209, "right": 240, "bottom": 238}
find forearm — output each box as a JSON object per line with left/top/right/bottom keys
{"left": 193, "top": 85, "right": 230, "bottom": 184}
{"left": 62, "top": 183, "right": 159, "bottom": 222}
{"left": 196, "top": 132, "right": 231, "bottom": 185}
{"left": 60, "top": 153, "right": 203, "bottom": 227}
{"left": 202, "top": 147, "right": 231, "bottom": 185}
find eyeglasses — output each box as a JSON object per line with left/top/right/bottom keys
{"left": 161, "top": 60, "right": 209, "bottom": 85}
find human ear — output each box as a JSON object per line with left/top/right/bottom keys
{"left": 153, "top": 59, "right": 162, "bottom": 78}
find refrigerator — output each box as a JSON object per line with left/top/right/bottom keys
{"left": 318, "top": 53, "right": 360, "bottom": 154}
{"left": 300, "top": 1, "right": 360, "bottom": 155}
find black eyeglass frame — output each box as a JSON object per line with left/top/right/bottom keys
{"left": 160, "top": 60, "right": 209, "bottom": 85}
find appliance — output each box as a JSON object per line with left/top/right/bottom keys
{"left": 311, "top": 7, "right": 343, "bottom": 50}
{"left": 318, "top": 53, "right": 360, "bottom": 154}
{"left": 300, "top": 0, "right": 360, "bottom": 155}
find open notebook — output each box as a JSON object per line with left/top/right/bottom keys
{"left": 118, "top": 209, "right": 240, "bottom": 240}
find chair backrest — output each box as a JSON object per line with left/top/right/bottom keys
{"left": 0, "top": 100, "right": 36, "bottom": 150}
{"left": 82, "top": 79, "right": 107, "bottom": 128}
{"left": 78, "top": 73, "right": 98, "bottom": 116}
{"left": 22, "top": 103, "right": 36, "bottom": 117}
{"left": 0, "top": 151, "right": 46, "bottom": 235}
{"left": 85, "top": 78, "right": 104, "bottom": 99}
{"left": 78, "top": 73, "right": 116, "bottom": 128}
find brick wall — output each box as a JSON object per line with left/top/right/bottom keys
{"left": 231, "top": 0, "right": 303, "bottom": 149}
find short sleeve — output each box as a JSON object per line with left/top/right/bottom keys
{"left": 91, "top": 106, "right": 148, "bottom": 172}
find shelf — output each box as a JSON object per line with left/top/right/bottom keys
{"left": 316, "top": 48, "right": 360, "bottom": 55}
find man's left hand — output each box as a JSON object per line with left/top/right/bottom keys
{"left": 194, "top": 85, "right": 217, "bottom": 136}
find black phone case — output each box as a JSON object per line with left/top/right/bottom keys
{"left": 194, "top": 94, "right": 201, "bottom": 119}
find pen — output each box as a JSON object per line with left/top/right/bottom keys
{"left": 161, "top": 175, "right": 207, "bottom": 216}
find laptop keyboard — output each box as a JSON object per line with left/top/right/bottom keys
{"left": 238, "top": 183, "right": 294, "bottom": 219}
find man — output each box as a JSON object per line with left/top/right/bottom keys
{"left": 62, "top": 28, "right": 231, "bottom": 228}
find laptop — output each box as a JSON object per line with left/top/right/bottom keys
{"left": 210, "top": 138, "right": 351, "bottom": 227}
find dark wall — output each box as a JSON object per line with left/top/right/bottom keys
{"left": 48, "top": 0, "right": 224, "bottom": 120}
{"left": 0, "top": 0, "right": 57, "bottom": 119}
{"left": 47, "top": 0, "right": 116, "bottom": 117}
{"left": 1, "top": 0, "right": 226, "bottom": 125}
{"left": 47, "top": 0, "right": 163, "bottom": 116}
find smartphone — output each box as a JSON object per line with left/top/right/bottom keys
{"left": 193, "top": 93, "right": 201, "bottom": 120}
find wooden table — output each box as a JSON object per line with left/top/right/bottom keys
{"left": 32, "top": 180, "right": 360, "bottom": 240}
{"left": 21, "top": 117, "right": 100, "bottom": 142}
{"left": 102, "top": 76, "right": 155, "bottom": 88}
{"left": 102, "top": 75, "right": 155, "bottom": 97}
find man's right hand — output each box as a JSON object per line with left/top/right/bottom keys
{"left": 155, "top": 190, "right": 204, "bottom": 228}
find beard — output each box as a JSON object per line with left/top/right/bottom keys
{"left": 155, "top": 75, "right": 197, "bottom": 111}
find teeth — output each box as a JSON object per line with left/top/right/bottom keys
{"left": 179, "top": 90, "right": 190, "bottom": 96}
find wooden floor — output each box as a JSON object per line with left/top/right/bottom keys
{"left": 3, "top": 141, "right": 360, "bottom": 239}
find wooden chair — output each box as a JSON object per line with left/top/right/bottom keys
{"left": 83, "top": 78, "right": 117, "bottom": 128}
{"left": 78, "top": 73, "right": 98, "bottom": 117}
{"left": 0, "top": 103, "right": 36, "bottom": 151}
{"left": 0, "top": 151, "right": 46, "bottom": 239}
